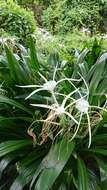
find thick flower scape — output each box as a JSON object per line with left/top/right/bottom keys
{"left": 18, "top": 68, "right": 107, "bottom": 148}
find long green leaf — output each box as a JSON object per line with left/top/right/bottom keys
{"left": 88, "top": 53, "right": 107, "bottom": 96}
{"left": 89, "top": 61, "right": 105, "bottom": 95}
{"left": 29, "top": 37, "right": 40, "bottom": 71}
{"left": 95, "top": 158, "right": 107, "bottom": 189}
{"left": 5, "top": 46, "right": 28, "bottom": 83}
{"left": 0, "top": 140, "right": 32, "bottom": 157}
{"left": 31, "top": 139, "right": 75, "bottom": 190}
{"left": 92, "top": 134, "right": 107, "bottom": 144}
{"left": 0, "top": 95, "right": 32, "bottom": 115}
{"left": 88, "top": 149, "right": 107, "bottom": 156}
{"left": 72, "top": 48, "right": 89, "bottom": 78}
{"left": 10, "top": 175, "right": 27, "bottom": 190}
{"left": 77, "top": 157, "right": 88, "bottom": 190}
{"left": 87, "top": 53, "right": 107, "bottom": 80}
{"left": 88, "top": 170, "right": 101, "bottom": 190}
{"left": 77, "top": 48, "right": 89, "bottom": 65}
{"left": 10, "top": 150, "right": 44, "bottom": 190}
{"left": 0, "top": 153, "right": 17, "bottom": 175}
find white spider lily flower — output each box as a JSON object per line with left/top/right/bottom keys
{"left": 76, "top": 98, "right": 89, "bottom": 113}
{"left": 73, "top": 88, "right": 107, "bottom": 148}
{"left": 16, "top": 65, "right": 80, "bottom": 101}
{"left": 73, "top": 74, "right": 91, "bottom": 148}
{"left": 74, "top": 72, "right": 105, "bottom": 148}
{"left": 42, "top": 80, "right": 57, "bottom": 91}
{"left": 67, "top": 73, "right": 91, "bottom": 148}
{"left": 31, "top": 89, "right": 79, "bottom": 125}
{"left": 24, "top": 75, "right": 80, "bottom": 100}
{"left": 60, "top": 73, "right": 91, "bottom": 148}
{"left": 69, "top": 96, "right": 91, "bottom": 148}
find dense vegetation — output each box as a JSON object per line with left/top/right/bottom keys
{"left": 0, "top": 1, "right": 36, "bottom": 44}
{"left": 42, "top": 0, "right": 99, "bottom": 34}
{"left": 0, "top": 38, "right": 107, "bottom": 189}
{"left": 17, "top": 0, "right": 107, "bottom": 34}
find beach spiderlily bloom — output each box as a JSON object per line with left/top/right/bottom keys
{"left": 16, "top": 65, "right": 80, "bottom": 103}
{"left": 70, "top": 73, "right": 107, "bottom": 148}
{"left": 18, "top": 67, "right": 107, "bottom": 148}
{"left": 68, "top": 73, "right": 92, "bottom": 148}
{"left": 31, "top": 89, "right": 79, "bottom": 125}
{"left": 29, "top": 72, "right": 92, "bottom": 148}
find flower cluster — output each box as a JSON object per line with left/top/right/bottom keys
{"left": 17, "top": 66, "right": 107, "bottom": 148}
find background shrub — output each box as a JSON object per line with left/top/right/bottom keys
{"left": 99, "top": 1, "right": 107, "bottom": 32}
{"left": 0, "top": 1, "right": 36, "bottom": 44}
{"left": 16, "top": 0, "right": 107, "bottom": 35}
{"left": 42, "top": 0, "right": 101, "bottom": 35}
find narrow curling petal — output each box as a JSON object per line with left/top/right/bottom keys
{"left": 90, "top": 105, "right": 107, "bottom": 113}
{"left": 65, "top": 95, "right": 88, "bottom": 110}
{"left": 64, "top": 111, "right": 79, "bottom": 124}
{"left": 25, "top": 88, "right": 43, "bottom": 99}
{"left": 38, "top": 72, "right": 48, "bottom": 82}
{"left": 86, "top": 112, "right": 91, "bottom": 148}
{"left": 16, "top": 84, "right": 42, "bottom": 88}
{"left": 62, "top": 89, "right": 78, "bottom": 107}
{"left": 56, "top": 78, "right": 81, "bottom": 85}
{"left": 78, "top": 72, "right": 89, "bottom": 99}
{"left": 30, "top": 104, "right": 56, "bottom": 111}
{"left": 69, "top": 112, "right": 82, "bottom": 141}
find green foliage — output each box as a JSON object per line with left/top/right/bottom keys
{"left": 0, "top": 1, "right": 36, "bottom": 44}
{"left": 16, "top": 0, "right": 107, "bottom": 35}
{"left": 99, "top": 1, "right": 107, "bottom": 32}
{"left": 17, "top": 0, "right": 51, "bottom": 7}
{"left": 1, "top": 39, "right": 107, "bottom": 189}
{"left": 34, "top": 28, "right": 107, "bottom": 63}
{"left": 0, "top": 28, "right": 18, "bottom": 54}
{"left": 42, "top": 0, "right": 100, "bottom": 34}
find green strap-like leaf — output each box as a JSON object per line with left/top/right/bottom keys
{"left": 31, "top": 139, "right": 75, "bottom": 190}
{"left": 5, "top": 46, "right": 28, "bottom": 83}
{"left": 10, "top": 149, "right": 44, "bottom": 190}
{"left": 72, "top": 48, "right": 89, "bottom": 78}
{"left": 0, "top": 153, "right": 17, "bottom": 175}
{"left": 0, "top": 95, "right": 32, "bottom": 115}
{"left": 77, "top": 48, "right": 89, "bottom": 65}
{"left": 88, "top": 170, "right": 101, "bottom": 190}
{"left": 58, "top": 183, "right": 67, "bottom": 190}
{"left": 10, "top": 175, "right": 27, "bottom": 190}
{"left": 95, "top": 157, "right": 107, "bottom": 173}
{"left": 77, "top": 157, "right": 88, "bottom": 190}
{"left": 0, "top": 140, "right": 32, "bottom": 157}
{"left": 89, "top": 62, "right": 105, "bottom": 96}
{"left": 88, "top": 53, "right": 107, "bottom": 96}
{"left": 29, "top": 37, "right": 40, "bottom": 71}
{"left": 92, "top": 134, "right": 107, "bottom": 144}
{"left": 95, "top": 158, "right": 107, "bottom": 189}
{"left": 87, "top": 148, "right": 107, "bottom": 156}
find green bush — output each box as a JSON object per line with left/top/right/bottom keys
{"left": 34, "top": 28, "right": 106, "bottom": 62}
{"left": 42, "top": 0, "right": 100, "bottom": 34}
{"left": 0, "top": 1, "right": 36, "bottom": 44}
{"left": 17, "top": 0, "right": 51, "bottom": 7}
{"left": 0, "top": 28, "right": 18, "bottom": 53}
{"left": 99, "top": 1, "right": 107, "bottom": 32}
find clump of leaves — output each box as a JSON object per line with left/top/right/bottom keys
{"left": 0, "top": 1, "right": 36, "bottom": 45}
{"left": 42, "top": 0, "right": 100, "bottom": 35}
{"left": 1, "top": 39, "right": 107, "bottom": 189}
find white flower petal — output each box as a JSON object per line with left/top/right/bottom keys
{"left": 76, "top": 99, "right": 89, "bottom": 113}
